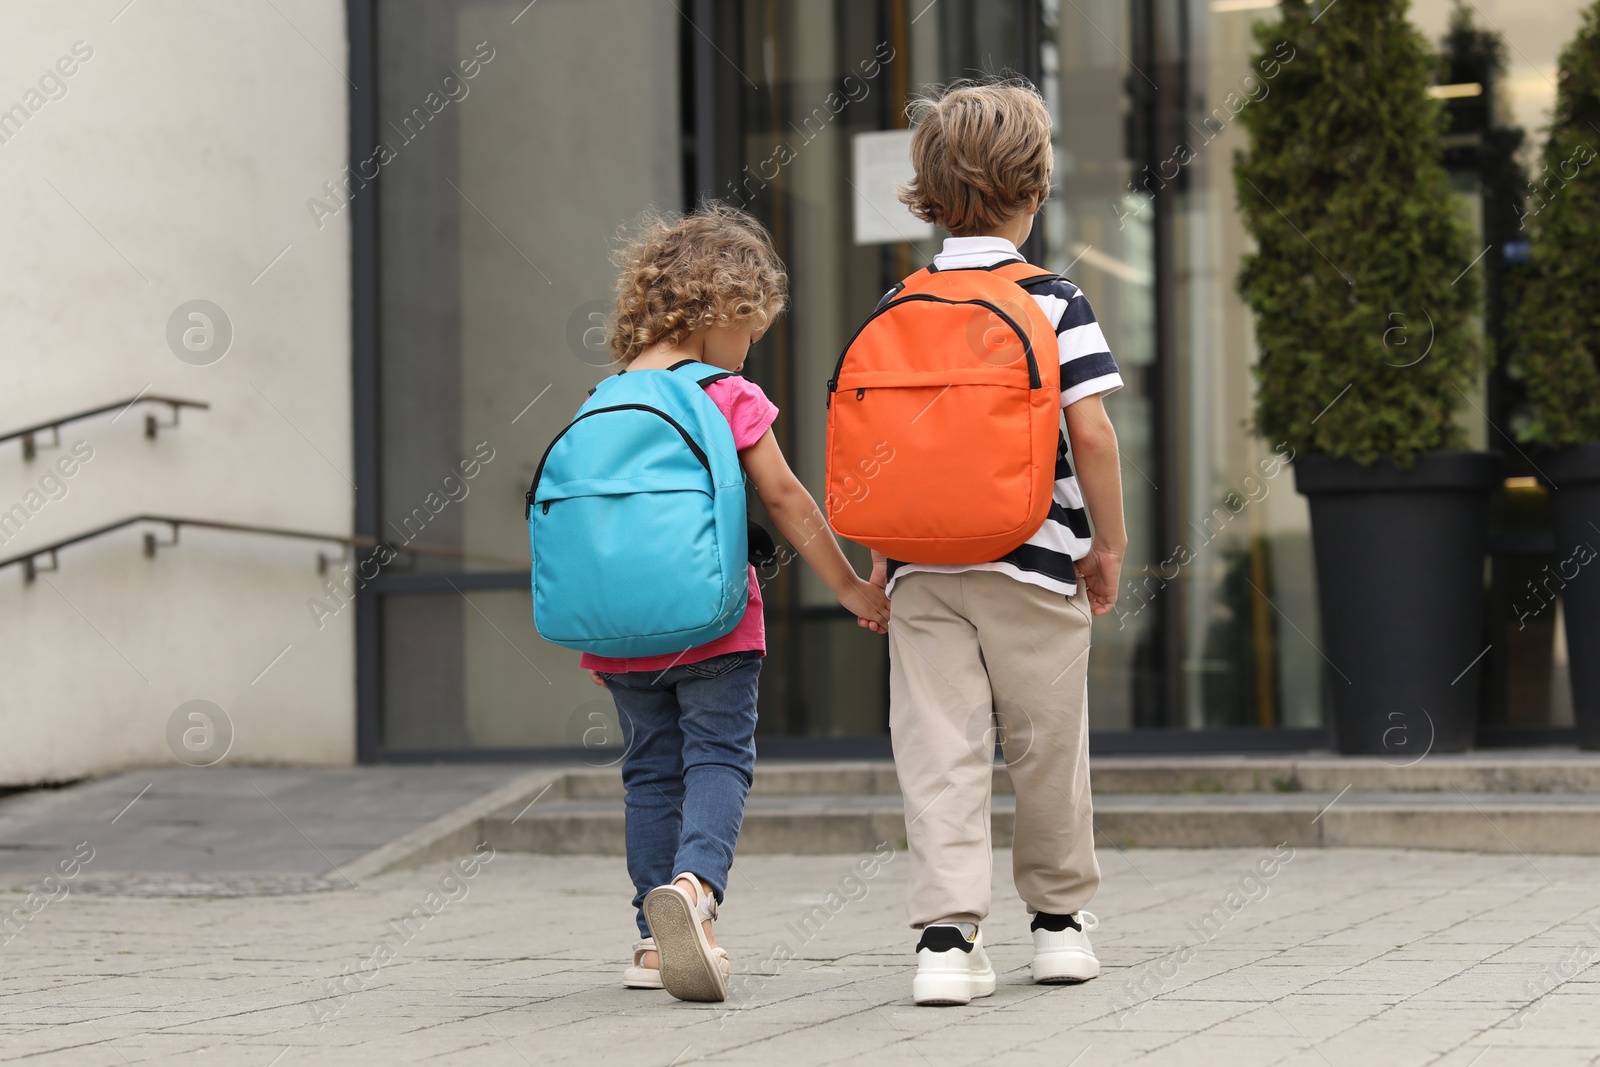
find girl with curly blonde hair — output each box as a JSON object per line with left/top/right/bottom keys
{"left": 581, "top": 202, "right": 889, "bottom": 1003}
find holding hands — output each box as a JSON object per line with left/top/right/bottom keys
{"left": 840, "top": 573, "right": 890, "bottom": 634}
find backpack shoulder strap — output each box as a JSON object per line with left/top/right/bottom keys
{"left": 901, "top": 261, "right": 1060, "bottom": 294}
{"left": 667, "top": 359, "right": 737, "bottom": 390}
{"left": 895, "top": 265, "right": 970, "bottom": 299}
{"left": 990, "top": 261, "right": 1064, "bottom": 290}
{"left": 977, "top": 262, "right": 1066, "bottom": 381}
{"left": 587, "top": 365, "right": 628, "bottom": 397}
{"left": 666, "top": 359, "right": 755, "bottom": 527}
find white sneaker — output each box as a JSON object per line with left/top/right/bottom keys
{"left": 913, "top": 923, "right": 996, "bottom": 1006}
{"left": 1031, "top": 910, "right": 1099, "bottom": 983}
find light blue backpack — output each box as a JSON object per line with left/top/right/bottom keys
{"left": 527, "top": 360, "right": 750, "bottom": 658}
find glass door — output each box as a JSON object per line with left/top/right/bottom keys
{"left": 365, "top": 0, "right": 687, "bottom": 753}
{"left": 710, "top": 0, "right": 1043, "bottom": 744}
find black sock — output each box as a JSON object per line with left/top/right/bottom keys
{"left": 1030, "top": 911, "right": 1081, "bottom": 933}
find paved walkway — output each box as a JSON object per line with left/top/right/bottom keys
{"left": 3, "top": 843, "right": 1598, "bottom": 1065}
{"left": 0, "top": 767, "right": 535, "bottom": 893}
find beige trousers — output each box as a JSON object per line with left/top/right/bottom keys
{"left": 888, "top": 569, "right": 1100, "bottom": 928}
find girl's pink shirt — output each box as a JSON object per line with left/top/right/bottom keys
{"left": 578, "top": 374, "right": 778, "bottom": 675}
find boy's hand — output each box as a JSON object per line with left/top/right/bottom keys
{"left": 1065, "top": 393, "right": 1127, "bottom": 618}
{"left": 869, "top": 552, "right": 888, "bottom": 591}
{"left": 586, "top": 669, "right": 607, "bottom": 688}
{"left": 840, "top": 575, "right": 890, "bottom": 634}
{"left": 1077, "top": 542, "right": 1124, "bottom": 617}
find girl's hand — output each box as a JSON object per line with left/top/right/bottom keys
{"left": 840, "top": 576, "right": 890, "bottom": 634}
{"left": 586, "top": 669, "right": 607, "bottom": 687}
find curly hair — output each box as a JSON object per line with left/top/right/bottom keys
{"left": 898, "top": 77, "right": 1054, "bottom": 236}
{"left": 610, "top": 202, "right": 788, "bottom": 364}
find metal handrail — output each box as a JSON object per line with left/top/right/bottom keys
{"left": 2, "top": 395, "right": 209, "bottom": 460}
{"left": 0, "top": 514, "right": 526, "bottom": 583}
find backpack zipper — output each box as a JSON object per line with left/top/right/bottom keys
{"left": 826, "top": 294, "right": 1042, "bottom": 408}
{"left": 527, "top": 404, "right": 712, "bottom": 518}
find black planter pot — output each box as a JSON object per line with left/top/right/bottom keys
{"left": 1295, "top": 450, "right": 1501, "bottom": 755}
{"left": 1546, "top": 442, "right": 1600, "bottom": 749}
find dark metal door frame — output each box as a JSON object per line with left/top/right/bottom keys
{"left": 349, "top": 0, "right": 382, "bottom": 764}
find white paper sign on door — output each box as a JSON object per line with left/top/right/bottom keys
{"left": 852, "top": 129, "right": 935, "bottom": 245}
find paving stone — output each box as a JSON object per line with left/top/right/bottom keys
{"left": 3, "top": 843, "right": 1599, "bottom": 1063}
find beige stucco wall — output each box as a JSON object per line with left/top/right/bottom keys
{"left": 0, "top": 0, "right": 354, "bottom": 783}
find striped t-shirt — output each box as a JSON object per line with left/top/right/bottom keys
{"left": 881, "top": 236, "right": 1123, "bottom": 597}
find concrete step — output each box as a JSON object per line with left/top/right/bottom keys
{"left": 1089, "top": 753, "right": 1600, "bottom": 795}
{"left": 483, "top": 788, "right": 1600, "bottom": 857}
{"left": 554, "top": 752, "right": 1600, "bottom": 800}
{"left": 467, "top": 755, "right": 1600, "bottom": 860}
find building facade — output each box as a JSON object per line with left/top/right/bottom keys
{"left": 0, "top": 0, "right": 1584, "bottom": 783}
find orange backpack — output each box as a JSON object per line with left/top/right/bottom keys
{"left": 825, "top": 261, "right": 1061, "bottom": 564}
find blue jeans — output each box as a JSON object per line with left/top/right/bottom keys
{"left": 598, "top": 650, "right": 762, "bottom": 938}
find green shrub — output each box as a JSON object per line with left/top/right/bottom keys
{"left": 1235, "top": 0, "right": 1482, "bottom": 465}
{"left": 1513, "top": 0, "right": 1600, "bottom": 447}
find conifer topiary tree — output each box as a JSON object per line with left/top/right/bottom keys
{"left": 1512, "top": 0, "right": 1600, "bottom": 447}
{"left": 1235, "top": 0, "right": 1482, "bottom": 466}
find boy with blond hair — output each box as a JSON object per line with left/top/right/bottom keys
{"left": 873, "top": 78, "right": 1126, "bottom": 1005}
